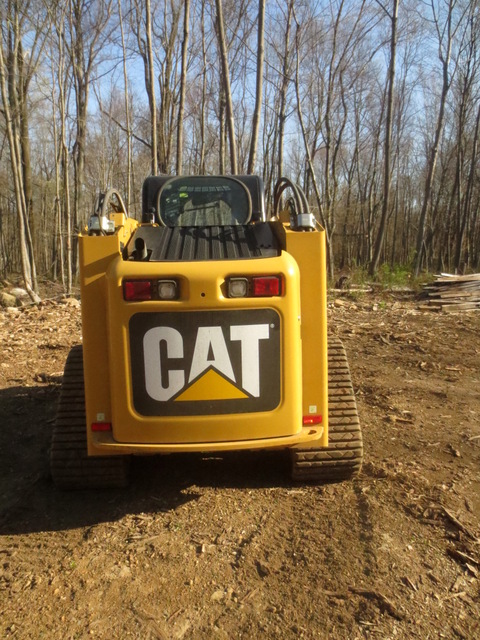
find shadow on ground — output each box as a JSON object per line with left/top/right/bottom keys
{"left": 0, "top": 384, "right": 291, "bottom": 536}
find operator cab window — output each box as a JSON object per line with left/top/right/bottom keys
{"left": 157, "top": 176, "right": 252, "bottom": 227}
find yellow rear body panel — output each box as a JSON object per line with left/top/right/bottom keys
{"left": 79, "top": 219, "right": 328, "bottom": 456}
{"left": 285, "top": 229, "right": 329, "bottom": 449}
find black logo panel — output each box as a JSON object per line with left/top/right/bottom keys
{"left": 129, "top": 309, "right": 281, "bottom": 416}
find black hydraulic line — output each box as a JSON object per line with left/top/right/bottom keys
{"left": 273, "top": 177, "right": 308, "bottom": 218}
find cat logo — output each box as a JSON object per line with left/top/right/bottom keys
{"left": 129, "top": 309, "right": 280, "bottom": 416}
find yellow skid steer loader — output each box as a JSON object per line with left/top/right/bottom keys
{"left": 50, "top": 176, "right": 362, "bottom": 488}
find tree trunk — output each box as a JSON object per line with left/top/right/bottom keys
{"left": 247, "top": 0, "right": 265, "bottom": 174}
{"left": 0, "top": 39, "right": 40, "bottom": 302}
{"left": 199, "top": 0, "right": 207, "bottom": 174}
{"left": 176, "top": 0, "right": 190, "bottom": 175}
{"left": 118, "top": 0, "right": 132, "bottom": 208}
{"left": 370, "top": 0, "right": 398, "bottom": 276}
{"left": 454, "top": 103, "right": 480, "bottom": 269}
{"left": 414, "top": 0, "right": 454, "bottom": 276}
{"left": 145, "top": 0, "right": 158, "bottom": 174}
{"left": 215, "top": 0, "right": 237, "bottom": 174}
{"left": 278, "top": 0, "right": 294, "bottom": 180}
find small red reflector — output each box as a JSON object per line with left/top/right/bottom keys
{"left": 91, "top": 422, "right": 112, "bottom": 432}
{"left": 123, "top": 280, "right": 152, "bottom": 301}
{"left": 303, "top": 415, "right": 322, "bottom": 426}
{"left": 252, "top": 276, "right": 281, "bottom": 297}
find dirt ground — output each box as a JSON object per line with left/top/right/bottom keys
{"left": 0, "top": 291, "right": 479, "bottom": 639}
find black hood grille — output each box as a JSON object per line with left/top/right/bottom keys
{"left": 126, "top": 224, "right": 280, "bottom": 262}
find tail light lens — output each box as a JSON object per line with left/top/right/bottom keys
{"left": 252, "top": 276, "right": 281, "bottom": 297}
{"left": 123, "top": 280, "right": 152, "bottom": 301}
{"left": 228, "top": 277, "right": 249, "bottom": 298}
{"left": 91, "top": 422, "right": 112, "bottom": 432}
{"left": 157, "top": 280, "right": 178, "bottom": 300}
{"left": 226, "top": 276, "right": 283, "bottom": 298}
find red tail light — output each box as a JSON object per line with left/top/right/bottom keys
{"left": 123, "top": 280, "right": 152, "bottom": 301}
{"left": 226, "top": 275, "right": 283, "bottom": 298}
{"left": 303, "top": 415, "right": 322, "bottom": 426}
{"left": 252, "top": 276, "right": 281, "bottom": 297}
{"left": 91, "top": 422, "right": 112, "bottom": 432}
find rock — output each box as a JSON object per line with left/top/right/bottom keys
{"left": 64, "top": 298, "right": 81, "bottom": 308}
{"left": 211, "top": 589, "right": 225, "bottom": 602}
{"left": 0, "top": 291, "right": 17, "bottom": 308}
{"left": 10, "top": 287, "right": 29, "bottom": 299}
{"left": 5, "top": 307, "right": 21, "bottom": 316}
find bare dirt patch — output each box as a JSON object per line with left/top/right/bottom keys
{"left": 1, "top": 294, "right": 479, "bottom": 639}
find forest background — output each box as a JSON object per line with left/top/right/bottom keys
{"left": 1, "top": 0, "right": 480, "bottom": 300}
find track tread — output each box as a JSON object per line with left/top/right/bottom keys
{"left": 291, "top": 337, "right": 363, "bottom": 482}
{"left": 50, "top": 345, "right": 130, "bottom": 489}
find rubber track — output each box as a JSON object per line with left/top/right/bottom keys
{"left": 50, "top": 346, "right": 130, "bottom": 489}
{"left": 291, "top": 337, "right": 363, "bottom": 482}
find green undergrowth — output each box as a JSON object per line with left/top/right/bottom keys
{"left": 331, "top": 265, "right": 432, "bottom": 294}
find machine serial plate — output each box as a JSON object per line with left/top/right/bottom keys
{"left": 129, "top": 309, "right": 281, "bottom": 416}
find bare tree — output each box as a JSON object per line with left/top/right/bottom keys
{"left": 132, "top": 0, "right": 158, "bottom": 174}
{"left": 66, "top": 0, "right": 116, "bottom": 262}
{"left": 0, "top": 0, "right": 44, "bottom": 301}
{"left": 118, "top": 0, "right": 133, "bottom": 206}
{"left": 158, "top": 3, "right": 182, "bottom": 174}
{"left": 247, "top": 0, "right": 265, "bottom": 174}
{"left": 369, "top": 0, "right": 399, "bottom": 276}
{"left": 176, "top": 0, "right": 190, "bottom": 174}
{"left": 198, "top": 0, "right": 208, "bottom": 173}
{"left": 450, "top": 1, "right": 480, "bottom": 271}
{"left": 48, "top": 2, "right": 71, "bottom": 290}
{"left": 293, "top": 0, "right": 373, "bottom": 277}
{"left": 277, "top": 0, "right": 295, "bottom": 180}
{"left": 293, "top": 22, "right": 327, "bottom": 233}
{"left": 414, "top": 0, "right": 463, "bottom": 275}
{"left": 215, "top": 0, "right": 237, "bottom": 174}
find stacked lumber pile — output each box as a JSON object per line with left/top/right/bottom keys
{"left": 421, "top": 273, "right": 480, "bottom": 312}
